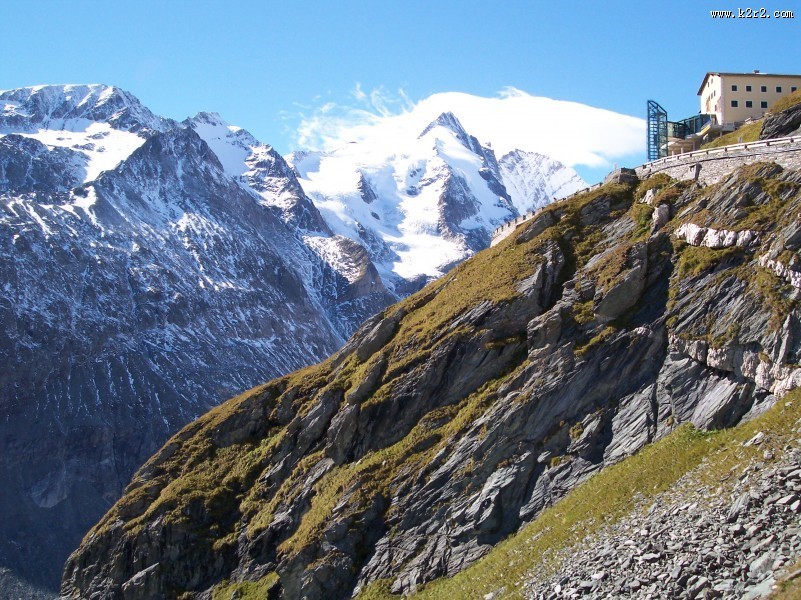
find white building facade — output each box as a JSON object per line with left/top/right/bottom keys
{"left": 698, "top": 71, "right": 801, "bottom": 126}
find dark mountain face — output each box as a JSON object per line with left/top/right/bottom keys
{"left": 0, "top": 86, "right": 395, "bottom": 592}
{"left": 60, "top": 162, "right": 801, "bottom": 599}
{"left": 0, "top": 135, "right": 85, "bottom": 193}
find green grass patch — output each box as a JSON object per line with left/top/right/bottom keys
{"left": 701, "top": 120, "right": 762, "bottom": 149}
{"left": 771, "top": 555, "right": 801, "bottom": 599}
{"left": 676, "top": 245, "right": 742, "bottom": 279}
{"left": 211, "top": 572, "right": 279, "bottom": 600}
{"left": 575, "top": 325, "right": 617, "bottom": 357}
{"left": 747, "top": 265, "right": 800, "bottom": 333}
{"left": 591, "top": 243, "right": 634, "bottom": 293}
{"left": 635, "top": 173, "right": 673, "bottom": 201}
{"left": 628, "top": 203, "right": 653, "bottom": 239}
{"left": 653, "top": 181, "right": 693, "bottom": 207}
{"left": 770, "top": 89, "right": 801, "bottom": 114}
{"left": 571, "top": 299, "right": 595, "bottom": 326}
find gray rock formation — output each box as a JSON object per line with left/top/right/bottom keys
{"left": 761, "top": 102, "right": 801, "bottom": 140}
{"left": 61, "top": 160, "right": 801, "bottom": 599}
{"left": 523, "top": 446, "right": 801, "bottom": 599}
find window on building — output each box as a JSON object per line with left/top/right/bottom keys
{"left": 761, "top": 101, "right": 768, "bottom": 109}
{"left": 732, "top": 85, "right": 738, "bottom": 91}
{"left": 746, "top": 100, "right": 753, "bottom": 108}
{"left": 761, "top": 86, "right": 767, "bottom": 92}
{"left": 731, "top": 100, "right": 739, "bottom": 107}
{"left": 777, "top": 86, "right": 783, "bottom": 93}
{"left": 793, "top": 87, "right": 798, "bottom": 93}
{"left": 746, "top": 85, "right": 752, "bottom": 92}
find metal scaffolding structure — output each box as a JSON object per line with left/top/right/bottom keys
{"left": 647, "top": 100, "right": 668, "bottom": 161}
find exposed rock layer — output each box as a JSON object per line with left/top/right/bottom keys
{"left": 62, "top": 162, "right": 801, "bottom": 599}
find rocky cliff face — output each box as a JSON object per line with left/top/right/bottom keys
{"left": 0, "top": 85, "right": 396, "bottom": 593}
{"left": 61, "top": 161, "right": 801, "bottom": 599}
{"left": 760, "top": 96, "right": 801, "bottom": 140}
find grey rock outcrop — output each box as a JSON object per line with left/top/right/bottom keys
{"left": 61, "top": 162, "right": 801, "bottom": 599}
{"left": 604, "top": 167, "right": 639, "bottom": 185}
{"left": 761, "top": 102, "right": 801, "bottom": 139}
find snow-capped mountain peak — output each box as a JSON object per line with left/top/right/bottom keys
{"left": 185, "top": 113, "right": 331, "bottom": 234}
{"left": 419, "top": 111, "right": 468, "bottom": 140}
{"left": 417, "top": 111, "right": 489, "bottom": 158}
{"left": 184, "top": 111, "right": 261, "bottom": 177}
{"left": 499, "top": 149, "right": 587, "bottom": 213}
{"left": 290, "top": 111, "right": 519, "bottom": 290}
{"left": 0, "top": 83, "right": 173, "bottom": 134}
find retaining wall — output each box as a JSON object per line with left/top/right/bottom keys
{"left": 635, "top": 136, "right": 801, "bottom": 184}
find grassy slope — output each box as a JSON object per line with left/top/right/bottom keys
{"left": 76, "top": 165, "right": 801, "bottom": 599}
{"left": 354, "top": 388, "right": 801, "bottom": 599}
{"left": 702, "top": 121, "right": 762, "bottom": 148}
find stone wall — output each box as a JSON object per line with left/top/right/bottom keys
{"left": 635, "top": 136, "right": 801, "bottom": 184}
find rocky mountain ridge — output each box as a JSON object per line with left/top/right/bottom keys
{"left": 0, "top": 84, "right": 395, "bottom": 593}
{"left": 61, "top": 159, "right": 801, "bottom": 598}
{"left": 1, "top": 83, "right": 580, "bottom": 595}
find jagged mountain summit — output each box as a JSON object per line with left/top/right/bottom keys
{"left": 0, "top": 84, "right": 174, "bottom": 185}
{"left": 499, "top": 149, "right": 586, "bottom": 213}
{"left": 289, "top": 111, "right": 585, "bottom": 294}
{"left": 62, "top": 161, "right": 801, "bottom": 598}
{"left": 0, "top": 84, "right": 395, "bottom": 593}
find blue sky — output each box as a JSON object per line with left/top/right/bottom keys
{"left": 1, "top": 0, "right": 798, "bottom": 182}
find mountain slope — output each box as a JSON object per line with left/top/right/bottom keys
{"left": 415, "top": 387, "right": 801, "bottom": 599}
{"left": 62, "top": 161, "right": 801, "bottom": 598}
{"left": 0, "top": 85, "right": 395, "bottom": 593}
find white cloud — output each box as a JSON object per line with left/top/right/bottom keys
{"left": 351, "top": 83, "right": 367, "bottom": 102}
{"left": 294, "top": 87, "right": 645, "bottom": 170}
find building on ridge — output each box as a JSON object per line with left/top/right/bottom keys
{"left": 647, "top": 70, "right": 801, "bottom": 160}
{"left": 699, "top": 71, "right": 801, "bottom": 126}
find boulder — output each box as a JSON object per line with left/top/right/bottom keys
{"left": 604, "top": 167, "right": 638, "bottom": 186}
